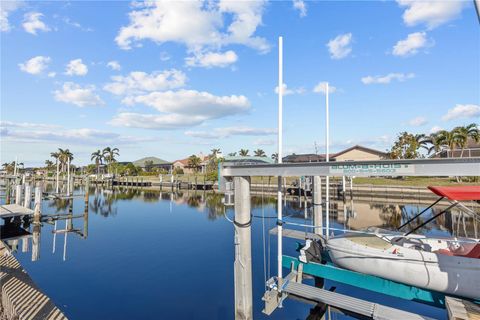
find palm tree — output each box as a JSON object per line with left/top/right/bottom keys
{"left": 436, "top": 130, "right": 462, "bottom": 157}
{"left": 254, "top": 149, "right": 266, "bottom": 157}
{"left": 227, "top": 152, "right": 237, "bottom": 156}
{"left": 103, "top": 147, "right": 120, "bottom": 174}
{"left": 454, "top": 124, "right": 479, "bottom": 157}
{"left": 91, "top": 150, "right": 104, "bottom": 176}
{"left": 57, "top": 148, "right": 73, "bottom": 172}
{"left": 271, "top": 153, "right": 278, "bottom": 163}
{"left": 45, "top": 160, "right": 54, "bottom": 172}
{"left": 187, "top": 155, "right": 202, "bottom": 174}
{"left": 210, "top": 148, "right": 221, "bottom": 157}
{"left": 239, "top": 149, "right": 249, "bottom": 156}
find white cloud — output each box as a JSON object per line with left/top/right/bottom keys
{"left": 109, "top": 113, "right": 207, "bottom": 129}
{"left": 1, "top": 121, "right": 149, "bottom": 145}
{"left": 361, "top": 72, "right": 415, "bottom": 84}
{"left": 62, "top": 17, "right": 93, "bottom": 32}
{"left": 53, "top": 82, "right": 104, "bottom": 107}
{"left": 313, "top": 82, "right": 337, "bottom": 94}
{"left": 185, "top": 126, "right": 276, "bottom": 139}
{"left": 111, "top": 89, "right": 251, "bottom": 129}
{"left": 397, "top": 0, "right": 468, "bottom": 29}
{"left": 122, "top": 89, "right": 250, "bottom": 118}
{"left": 22, "top": 12, "right": 50, "bottom": 35}
{"left": 185, "top": 50, "right": 238, "bottom": 68}
{"left": 104, "top": 69, "right": 186, "bottom": 95}
{"left": 293, "top": 0, "right": 307, "bottom": 17}
{"left": 392, "top": 32, "right": 432, "bottom": 57}
{"left": 442, "top": 104, "right": 480, "bottom": 121}
{"left": 18, "top": 56, "right": 51, "bottom": 75}
{"left": 327, "top": 33, "right": 352, "bottom": 60}
{"left": 408, "top": 116, "right": 427, "bottom": 126}
{"left": 115, "top": 0, "right": 269, "bottom": 53}
{"left": 429, "top": 126, "right": 443, "bottom": 134}
{"left": 107, "top": 60, "right": 121, "bottom": 71}
{"left": 47, "top": 71, "right": 56, "bottom": 78}
{"left": 253, "top": 138, "right": 275, "bottom": 146}
{"left": 274, "top": 83, "right": 305, "bottom": 96}
{"left": 65, "top": 59, "right": 88, "bottom": 76}
{"left": 0, "top": 121, "right": 60, "bottom": 129}
{"left": 1, "top": 1, "right": 23, "bottom": 32}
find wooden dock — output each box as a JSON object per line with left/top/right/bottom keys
{"left": 0, "top": 242, "right": 68, "bottom": 320}
{"left": 0, "top": 204, "right": 34, "bottom": 219}
{"left": 446, "top": 296, "right": 480, "bottom": 320}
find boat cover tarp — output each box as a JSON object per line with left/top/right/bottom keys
{"left": 428, "top": 186, "right": 480, "bottom": 201}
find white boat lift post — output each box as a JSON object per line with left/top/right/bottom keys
{"left": 277, "top": 36, "right": 284, "bottom": 281}
{"left": 325, "top": 82, "right": 330, "bottom": 239}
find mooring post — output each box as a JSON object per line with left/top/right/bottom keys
{"left": 313, "top": 176, "right": 323, "bottom": 236}
{"left": 32, "top": 184, "right": 42, "bottom": 261}
{"left": 15, "top": 184, "right": 22, "bottom": 205}
{"left": 234, "top": 176, "right": 253, "bottom": 320}
{"left": 24, "top": 184, "right": 31, "bottom": 208}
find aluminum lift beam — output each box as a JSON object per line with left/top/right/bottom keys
{"left": 221, "top": 158, "right": 480, "bottom": 178}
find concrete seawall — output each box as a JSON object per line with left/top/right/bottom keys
{"left": 0, "top": 242, "right": 67, "bottom": 320}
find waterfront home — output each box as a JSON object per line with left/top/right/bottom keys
{"left": 283, "top": 145, "right": 387, "bottom": 163}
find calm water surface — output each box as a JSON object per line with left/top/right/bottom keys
{"left": 2, "top": 185, "right": 478, "bottom": 319}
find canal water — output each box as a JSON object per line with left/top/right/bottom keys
{"left": 2, "top": 185, "right": 478, "bottom": 319}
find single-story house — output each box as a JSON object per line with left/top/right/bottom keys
{"left": 283, "top": 145, "right": 387, "bottom": 163}
{"left": 173, "top": 154, "right": 210, "bottom": 174}
{"left": 132, "top": 157, "right": 173, "bottom": 172}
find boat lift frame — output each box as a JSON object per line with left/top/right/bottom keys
{"left": 220, "top": 157, "right": 480, "bottom": 319}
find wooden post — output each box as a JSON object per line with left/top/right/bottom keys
{"left": 24, "top": 184, "right": 31, "bottom": 208}
{"left": 15, "top": 184, "right": 22, "bottom": 205}
{"left": 234, "top": 176, "right": 253, "bottom": 320}
{"left": 32, "top": 185, "right": 42, "bottom": 262}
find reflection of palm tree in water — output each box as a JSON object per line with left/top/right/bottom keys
{"left": 371, "top": 204, "right": 404, "bottom": 229}
{"left": 89, "top": 189, "right": 118, "bottom": 217}
{"left": 49, "top": 199, "right": 71, "bottom": 213}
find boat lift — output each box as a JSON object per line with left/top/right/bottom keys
{"left": 220, "top": 157, "right": 480, "bottom": 319}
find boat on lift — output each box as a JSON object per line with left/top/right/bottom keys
{"left": 325, "top": 186, "right": 480, "bottom": 300}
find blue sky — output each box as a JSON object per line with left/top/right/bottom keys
{"left": 1, "top": 0, "right": 479, "bottom": 166}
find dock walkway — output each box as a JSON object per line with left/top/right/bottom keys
{"left": 0, "top": 205, "right": 34, "bottom": 219}
{"left": 0, "top": 242, "right": 68, "bottom": 320}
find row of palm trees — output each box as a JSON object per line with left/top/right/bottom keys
{"left": 227, "top": 149, "right": 268, "bottom": 157}
{"left": 91, "top": 147, "right": 120, "bottom": 175}
{"left": 428, "top": 123, "right": 479, "bottom": 157}
{"left": 389, "top": 123, "right": 478, "bottom": 159}
{"left": 49, "top": 148, "right": 74, "bottom": 173}
{"left": 1, "top": 161, "right": 24, "bottom": 174}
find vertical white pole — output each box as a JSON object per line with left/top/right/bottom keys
{"left": 24, "top": 184, "right": 31, "bottom": 208}
{"left": 277, "top": 36, "right": 283, "bottom": 279}
{"left": 15, "top": 184, "right": 22, "bottom": 205}
{"left": 67, "top": 158, "right": 71, "bottom": 196}
{"left": 325, "top": 82, "right": 330, "bottom": 239}
{"left": 56, "top": 160, "right": 60, "bottom": 194}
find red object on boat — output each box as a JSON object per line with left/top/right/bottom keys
{"left": 428, "top": 186, "right": 480, "bottom": 201}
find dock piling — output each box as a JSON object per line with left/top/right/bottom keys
{"left": 234, "top": 176, "right": 253, "bottom": 320}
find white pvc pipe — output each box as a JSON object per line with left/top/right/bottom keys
{"left": 277, "top": 36, "right": 283, "bottom": 279}
{"left": 56, "top": 160, "right": 60, "bottom": 194}
{"left": 67, "top": 158, "right": 71, "bottom": 196}
{"left": 325, "top": 82, "right": 330, "bottom": 239}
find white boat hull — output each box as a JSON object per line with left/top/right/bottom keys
{"left": 327, "top": 235, "right": 480, "bottom": 300}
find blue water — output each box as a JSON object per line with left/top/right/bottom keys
{"left": 3, "top": 186, "right": 473, "bottom": 319}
